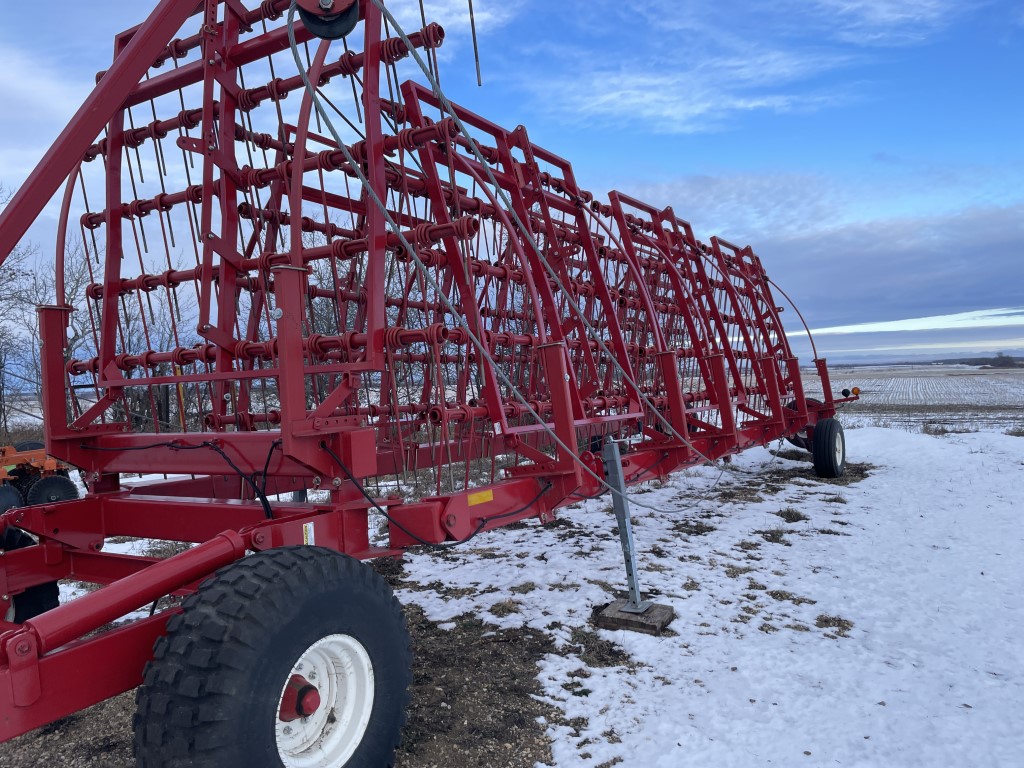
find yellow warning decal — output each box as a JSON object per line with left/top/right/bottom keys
{"left": 467, "top": 489, "right": 494, "bottom": 507}
{"left": 302, "top": 522, "right": 316, "bottom": 546}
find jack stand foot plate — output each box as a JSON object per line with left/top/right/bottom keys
{"left": 593, "top": 600, "right": 675, "bottom": 636}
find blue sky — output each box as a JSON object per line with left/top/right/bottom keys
{"left": 1, "top": 0, "right": 1022, "bottom": 361}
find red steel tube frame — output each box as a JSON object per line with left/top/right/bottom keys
{"left": 0, "top": 0, "right": 858, "bottom": 743}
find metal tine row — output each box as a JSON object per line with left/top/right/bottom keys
{"left": 53, "top": 0, "right": 802, "bottom": 498}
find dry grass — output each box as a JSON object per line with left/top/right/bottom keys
{"left": 572, "top": 625, "right": 631, "bottom": 667}
{"left": 753, "top": 527, "right": 791, "bottom": 545}
{"left": 143, "top": 540, "right": 193, "bottom": 559}
{"left": 776, "top": 507, "right": 809, "bottom": 523}
{"left": 489, "top": 599, "right": 522, "bottom": 617}
{"left": 815, "top": 614, "right": 854, "bottom": 637}
{"left": 768, "top": 590, "right": 817, "bottom": 606}
{"left": 673, "top": 519, "right": 717, "bottom": 536}
{"left": 724, "top": 564, "right": 754, "bottom": 578}
{"left": 922, "top": 422, "right": 974, "bottom": 436}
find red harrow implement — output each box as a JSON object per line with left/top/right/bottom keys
{"left": 0, "top": 0, "right": 857, "bottom": 763}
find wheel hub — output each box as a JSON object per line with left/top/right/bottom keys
{"left": 279, "top": 674, "right": 322, "bottom": 722}
{"left": 275, "top": 634, "right": 375, "bottom": 767}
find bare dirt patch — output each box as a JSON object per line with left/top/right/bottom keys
{"left": 1, "top": 695, "right": 136, "bottom": 767}
{"left": 772, "top": 448, "right": 809, "bottom": 462}
{"left": 769, "top": 461, "right": 874, "bottom": 487}
{"left": 572, "top": 623, "right": 633, "bottom": 668}
{"left": 396, "top": 607, "right": 557, "bottom": 768}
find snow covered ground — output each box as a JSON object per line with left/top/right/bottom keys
{"left": 396, "top": 428, "right": 1024, "bottom": 767}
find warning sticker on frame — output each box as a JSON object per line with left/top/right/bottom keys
{"left": 467, "top": 489, "right": 494, "bottom": 507}
{"left": 303, "top": 522, "right": 316, "bottom": 546}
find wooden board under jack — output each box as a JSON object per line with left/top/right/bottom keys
{"left": 593, "top": 600, "right": 676, "bottom": 636}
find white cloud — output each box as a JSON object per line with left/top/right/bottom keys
{"left": 810, "top": 307, "right": 1024, "bottom": 335}
{"left": 389, "top": 0, "right": 526, "bottom": 60}
{"left": 0, "top": 44, "right": 90, "bottom": 122}
{"left": 809, "top": 0, "right": 963, "bottom": 44}
{"left": 418, "top": 0, "right": 525, "bottom": 32}
{"left": 810, "top": 336, "right": 1024, "bottom": 355}
{"left": 0, "top": 44, "right": 99, "bottom": 207}
{"left": 625, "top": 172, "right": 844, "bottom": 244}
{"left": 524, "top": 46, "right": 853, "bottom": 134}
{"left": 504, "top": 0, "right": 971, "bottom": 133}
{"left": 624, "top": 0, "right": 963, "bottom": 46}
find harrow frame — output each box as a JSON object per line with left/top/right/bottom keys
{"left": 0, "top": 0, "right": 855, "bottom": 751}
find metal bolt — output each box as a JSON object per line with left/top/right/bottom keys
{"left": 1, "top": 595, "right": 8, "bottom": 601}
{"left": 207, "top": 59, "right": 215, "bottom": 66}
{"left": 206, "top": 232, "right": 215, "bottom": 240}
{"left": 319, "top": 0, "right": 334, "bottom": 8}
{"left": 564, "top": 374, "right": 571, "bottom": 382}
{"left": 223, "top": 393, "right": 232, "bottom": 402}
{"left": 271, "top": 308, "right": 284, "bottom": 320}
{"left": 283, "top": 726, "right": 292, "bottom": 735}
{"left": 332, "top": 477, "right": 342, "bottom": 488}
{"left": 15, "top": 642, "right": 31, "bottom": 656}
{"left": 296, "top": 663, "right": 303, "bottom": 671}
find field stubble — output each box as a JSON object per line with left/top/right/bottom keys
{"left": 811, "top": 365, "right": 1023, "bottom": 433}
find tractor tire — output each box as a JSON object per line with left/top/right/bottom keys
{"left": 0, "top": 483, "right": 23, "bottom": 513}
{"left": 26, "top": 475, "right": 80, "bottom": 505}
{"left": 812, "top": 418, "right": 846, "bottom": 479}
{"left": 13, "top": 440, "right": 44, "bottom": 452}
{"left": 784, "top": 398, "right": 820, "bottom": 452}
{"left": 133, "top": 546, "right": 411, "bottom": 768}
{"left": 0, "top": 527, "right": 60, "bottom": 622}
{"left": 785, "top": 433, "right": 812, "bottom": 452}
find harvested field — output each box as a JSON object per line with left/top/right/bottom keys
{"left": 810, "top": 365, "right": 1024, "bottom": 432}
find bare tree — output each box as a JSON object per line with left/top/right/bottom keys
{"left": 1, "top": 184, "right": 101, "bottom": 437}
{"left": 0, "top": 184, "right": 39, "bottom": 438}
{"left": 5, "top": 239, "right": 94, "bottom": 398}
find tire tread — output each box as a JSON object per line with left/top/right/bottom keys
{"left": 812, "top": 417, "right": 846, "bottom": 478}
{"left": 133, "top": 547, "right": 410, "bottom": 768}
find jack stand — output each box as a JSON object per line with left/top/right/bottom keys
{"left": 593, "top": 440, "right": 675, "bottom": 636}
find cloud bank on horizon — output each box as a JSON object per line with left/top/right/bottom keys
{"left": 0, "top": 0, "right": 1020, "bottom": 361}
{"left": 789, "top": 307, "right": 1024, "bottom": 363}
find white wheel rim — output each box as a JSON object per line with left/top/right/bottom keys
{"left": 275, "top": 634, "right": 375, "bottom": 768}
{"left": 834, "top": 430, "right": 844, "bottom": 466}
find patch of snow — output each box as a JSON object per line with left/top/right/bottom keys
{"left": 397, "top": 428, "right": 1024, "bottom": 767}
